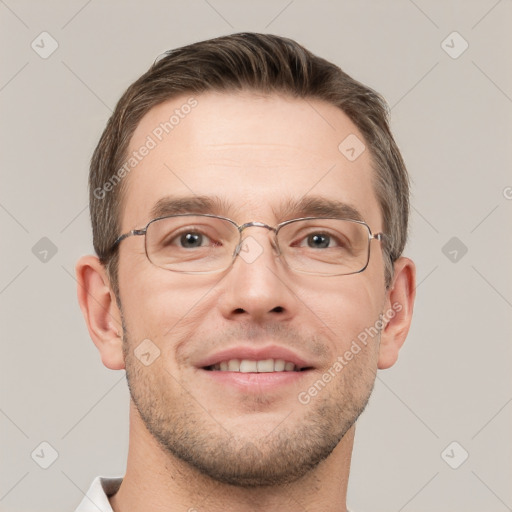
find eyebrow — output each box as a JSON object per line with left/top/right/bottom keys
{"left": 149, "top": 195, "right": 238, "bottom": 219}
{"left": 149, "top": 194, "right": 365, "bottom": 224}
{"left": 274, "top": 195, "right": 365, "bottom": 223}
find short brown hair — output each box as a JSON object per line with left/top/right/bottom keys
{"left": 89, "top": 32, "right": 409, "bottom": 297}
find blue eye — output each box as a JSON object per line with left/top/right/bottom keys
{"left": 179, "top": 232, "right": 205, "bottom": 248}
{"left": 307, "top": 233, "right": 331, "bottom": 249}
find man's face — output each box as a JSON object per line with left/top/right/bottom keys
{"left": 116, "top": 91, "right": 389, "bottom": 486}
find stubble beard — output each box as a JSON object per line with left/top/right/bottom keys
{"left": 120, "top": 312, "right": 377, "bottom": 488}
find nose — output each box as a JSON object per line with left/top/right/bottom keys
{"left": 216, "top": 225, "right": 299, "bottom": 322}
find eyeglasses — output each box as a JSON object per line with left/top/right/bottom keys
{"left": 110, "top": 214, "right": 388, "bottom": 276}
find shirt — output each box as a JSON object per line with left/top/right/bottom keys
{"left": 74, "top": 475, "right": 355, "bottom": 511}
{"left": 74, "top": 476, "right": 122, "bottom": 512}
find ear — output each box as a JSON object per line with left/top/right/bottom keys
{"left": 75, "top": 255, "right": 125, "bottom": 370}
{"left": 377, "top": 257, "right": 416, "bottom": 369}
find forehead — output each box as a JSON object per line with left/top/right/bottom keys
{"left": 120, "top": 91, "right": 382, "bottom": 231}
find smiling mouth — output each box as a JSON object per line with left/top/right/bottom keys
{"left": 203, "top": 358, "right": 312, "bottom": 373}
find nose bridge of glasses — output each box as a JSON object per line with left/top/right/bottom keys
{"left": 235, "top": 221, "right": 279, "bottom": 257}
{"left": 238, "top": 221, "right": 275, "bottom": 233}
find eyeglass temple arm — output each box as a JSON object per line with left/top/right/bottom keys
{"left": 371, "top": 233, "right": 392, "bottom": 250}
{"left": 111, "top": 229, "right": 146, "bottom": 250}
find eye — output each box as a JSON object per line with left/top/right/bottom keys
{"left": 306, "top": 233, "right": 333, "bottom": 249}
{"left": 179, "top": 231, "right": 207, "bottom": 248}
{"left": 296, "top": 231, "right": 346, "bottom": 249}
{"left": 163, "top": 228, "right": 217, "bottom": 249}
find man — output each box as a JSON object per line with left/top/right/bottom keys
{"left": 75, "top": 32, "right": 415, "bottom": 512}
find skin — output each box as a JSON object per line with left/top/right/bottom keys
{"left": 76, "top": 91, "right": 416, "bottom": 512}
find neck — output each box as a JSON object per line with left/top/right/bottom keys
{"left": 109, "top": 401, "right": 354, "bottom": 512}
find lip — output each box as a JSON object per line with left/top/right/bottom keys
{"left": 199, "top": 368, "right": 312, "bottom": 393}
{"left": 195, "top": 345, "right": 315, "bottom": 370}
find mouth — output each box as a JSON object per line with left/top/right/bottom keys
{"left": 203, "top": 358, "right": 313, "bottom": 373}
{"left": 195, "top": 345, "right": 317, "bottom": 392}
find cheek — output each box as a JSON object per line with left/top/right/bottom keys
{"left": 297, "top": 276, "right": 385, "bottom": 351}
{"left": 118, "top": 261, "right": 219, "bottom": 347}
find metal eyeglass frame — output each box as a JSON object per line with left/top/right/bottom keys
{"left": 109, "top": 213, "right": 389, "bottom": 276}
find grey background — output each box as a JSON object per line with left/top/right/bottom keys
{"left": 1, "top": 1, "right": 511, "bottom": 511}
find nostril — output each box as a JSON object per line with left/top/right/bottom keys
{"left": 272, "top": 306, "right": 284, "bottom": 313}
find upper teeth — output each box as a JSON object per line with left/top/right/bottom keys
{"left": 208, "top": 359, "right": 299, "bottom": 372}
